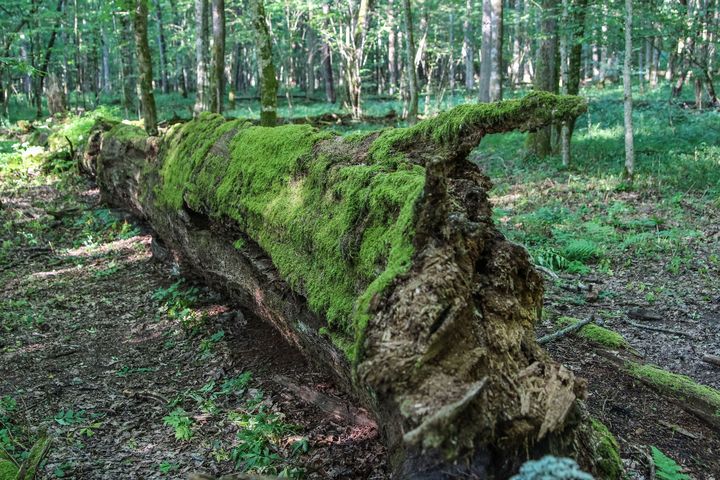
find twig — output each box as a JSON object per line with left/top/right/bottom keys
{"left": 537, "top": 316, "right": 595, "bottom": 345}
{"left": 625, "top": 318, "right": 696, "bottom": 339}
{"left": 535, "top": 265, "right": 559, "bottom": 280}
{"left": 630, "top": 444, "right": 655, "bottom": 480}
{"left": 701, "top": 353, "right": 720, "bottom": 367}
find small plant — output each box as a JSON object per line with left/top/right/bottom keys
{"left": 651, "top": 446, "right": 690, "bottom": 480}
{"left": 158, "top": 461, "right": 180, "bottom": 474}
{"left": 54, "top": 408, "right": 86, "bottom": 426}
{"left": 163, "top": 408, "right": 194, "bottom": 441}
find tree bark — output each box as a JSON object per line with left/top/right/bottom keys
{"left": 479, "top": 0, "right": 493, "bottom": 101}
{"left": 623, "top": 0, "right": 634, "bottom": 181}
{"left": 194, "top": 0, "right": 210, "bottom": 115}
{"left": 35, "top": 0, "right": 64, "bottom": 119}
{"left": 401, "top": 0, "right": 418, "bottom": 124}
{"left": 115, "top": 13, "right": 135, "bottom": 117}
{"left": 153, "top": 0, "right": 170, "bottom": 94}
{"left": 82, "top": 93, "right": 619, "bottom": 479}
{"left": 322, "top": 1, "right": 336, "bottom": 103}
{"left": 489, "top": 0, "right": 503, "bottom": 101}
{"left": 134, "top": 0, "right": 158, "bottom": 136}
{"left": 249, "top": 0, "right": 278, "bottom": 126}
{"left": 209, "top": 0, "right": 225, "bottom": 113}
{"left": 463, "top": 0, "right": 474, "bottom": 91}
{"left": 527, "top": 0, "right": 559, "bottom": 157}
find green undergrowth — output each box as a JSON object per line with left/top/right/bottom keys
{"left": 589, "top": 419, "right": 623, "bottom": 479}
{"left": 156, "top": 113, "right": 425, "bottom": 358}
{"left": 556, "top": 316, "right": 628, "bottom": 349}
{"left": 625, "top": 362, "right": 720, "bottom": 415}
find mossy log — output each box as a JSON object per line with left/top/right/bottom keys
{"left": 82, "top": 93, "right": 615, "bottom": 478}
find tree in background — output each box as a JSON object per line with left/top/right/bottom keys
{"left": 623, "top": 0, "right": 635, "bottom": 181}
{"left": 527, "top": 0, "right": 559, "bottom": 157}
{"left": 193, "top": 0, "right": 210, "bottom": 115}
{"left": 479, "top": 0, "right": 502, "bottom": 102}
{"left": 401, "top": 0, "right": 419, "bottom": 124}
{"left": 249, "top": 0, "right": 277, "bottom": 126}
{"left": 209, "top": 0, "right": 225, "bottom": 113}
{"left": 133, "top": 0, "right": 158, "bottom": 135}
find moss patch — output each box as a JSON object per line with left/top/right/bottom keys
{"left": 626, "top": 362, "right": 720, "bottom": 415}
{"left": 155, "top": 118, "right": 425, "bottom": 359}
{"left": 590, "top": 419, "right": 623, "bottom": 479}
{"left": 556, "top": 316, "right": 629, "bottom": 349}
{"left": 105, "top": 123, "right": 148, "bottom": 144}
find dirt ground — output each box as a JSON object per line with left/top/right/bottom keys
{"left": 0, "top": 174, "right": 386, "bottom": 479}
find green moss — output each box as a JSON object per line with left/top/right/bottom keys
{"left": 590, "top": 419, "right": 623, "bottom": 479}
{"left": 0, "top": 460, "right": 18, "bottom": 480}
{"left": 105, "top": 123, "right": 148, "bottom": 144}
{"left": 232, "top": 238, "right": 245, "bottom": 250}
{"left": 556, "top": 316, "right": 629, "bottom": 349}
{"left": 155, "top": 119, "right": 424, "bottom": 359}
{"left": 626, "top": 362, "right": 720, "bottom": 415}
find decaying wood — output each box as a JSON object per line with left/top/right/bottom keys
{"left": 701, "top": 354, "right": 720, "bottom": 367}
{"left": 81, "top": 93, "right": 612, "bottom": 478}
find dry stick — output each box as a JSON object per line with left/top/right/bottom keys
{"left": 537, "top": 316, "right": 595, "bottom": 345}
{"left": 624, "top": 318, "right": 696, "bottom": 339}
{"left": 701, "top": 353, "right": 720, "bottom": 367}
{"left": 630, "top": 444, "right": 656, "bottom": 480}
{"left": 535, "top": 265, "right": 559, "bottom": 280}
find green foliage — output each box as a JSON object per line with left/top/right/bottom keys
{"left": 151, "top": 281, "right": 200, "bottom": 328}
{"left": 54, "top": 409, "right": 86, "bottom": 426}
{"left": 162, "top": 408, "right": 193, "bottom": 441}
{"left": 651, "top": 446, "right": 690, "bottom": 480}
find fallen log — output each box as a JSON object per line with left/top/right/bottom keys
{"left": 82, "top": 92, "right": 619, "bottom": 478}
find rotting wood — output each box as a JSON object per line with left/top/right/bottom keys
{"left": 80, "top": 93, "right": 621, "bottom": 478}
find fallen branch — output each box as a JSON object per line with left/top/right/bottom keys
{"left": 538, "top": 316, "right": 595, "bottom": 345}
{"left": 701, "top": 353, "right": 720, "bottom": 367}
{"left": 624, "top": 318, "right": 696, "bottom": 339}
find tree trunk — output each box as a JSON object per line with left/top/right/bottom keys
{"left": 194, "top": 0, "right": 210, "bottom": 115}
{"left": 448, "top": 12, "right": 456, "bottom": 94}
{"left": 153, "top": 0, "right": 170, "bottom": 94}
{"left": 84, "top": 92, "right": 618, "bottom": 479}
{"left": 322, "top": 1, "right": 336, "bottom": 103}
{"left": 479, "top": 0, "right": 492, "bottom": 101}
{"left": 249, "top": 0, "right": 278, "bottom": 126}
{"left": 134, "top": 0, "right": 158, "bottom": 136}
{"left": 623, "top": 0, "right": 634, "bottom": 181}
{"left": 489, "top": 0, "right": 503, "bottom": 101}
{"left": 115, "top": 13, "right": 135, "bottom": 117}
{"left": 401, "top": 0, "right": 418, "bottom": 124}
{"left": 527, "top": 0, "right": 559, "bottom": 157}
{"left": 388, "top": 0, "right": 398, "bottom": 95}
{"left": 35, "top": 0, "right": 64, "bottom": 119}
{"left": 463, "top": 0, "right": 474, "bottom": 91}
{"left": 210, "top": 0, "right": 225, "bottom": 113}
{"left": 560, "top": 0, "right": 570, "bottom": 168}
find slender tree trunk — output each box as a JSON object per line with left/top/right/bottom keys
{"left": 623, "top": 0, "right": 634, "bottom": 181}
{"left": 566, "top": 0, "right": 587, "bottom": 142}
{"left": 210, "top": 0, "right": 225, "bottom": 113}
{"left": 401, "top": 0, "right": 418, "bottom": 124}
{"left": 388, "top": 0, "right": 398, "bottom": 95}
{"left": 101, "top": 29, "right": 111, "bottom": 92}
{"left": 249, "top": 0, "right": 278, "bottom": 126}
{"left": 479, "top": 0, "right": 492, "bottom": 101}
{"left": 134, "top": 0, "right": 158, "bottom": 135}
{"left": 448, "top": 12, "right": 455, "bottom": 94}
{"left": 35, "top": 0, "right": 64, "bottom": 119}
{"left": 527, "top": 0, "right": 559, "bottom": 156}
{"left": 463, "top": 0, "right": 474, "bottom": 91}
{"left": 322, "top": 2, "right": 336, "bottom": 103}
{"left": 153, "top": 0, "right": 170, "bottom": 94}
{"left": 115, "top": 14, "right": 135, "bottom": 117}
{"left": 194, "top": 0, "right": 210, "bottom": 115}
{"left": 560, "top": 0, "right": 570, "bottom": 167}
{"left": 489, "top": 0, "right": 503, "bottom": 101}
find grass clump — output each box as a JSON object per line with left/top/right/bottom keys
{"left": 625, "top": 362, "right": 720, "bottom": 415}
{"left": 556, "top": 317, "right": 629, "bottom": 349}
{"left": 589, "top": 418, "right": 623, "bottom": 479}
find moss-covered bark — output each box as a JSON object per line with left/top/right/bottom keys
{"left": 83, "top": 93, "right": 622, "bottom": 478}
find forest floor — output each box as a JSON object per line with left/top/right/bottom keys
{"left": 0, "top": 156, "right": 386, "bottom": 478}
{"left": 2, "top": 87, "right": 720, "bottom": 479}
